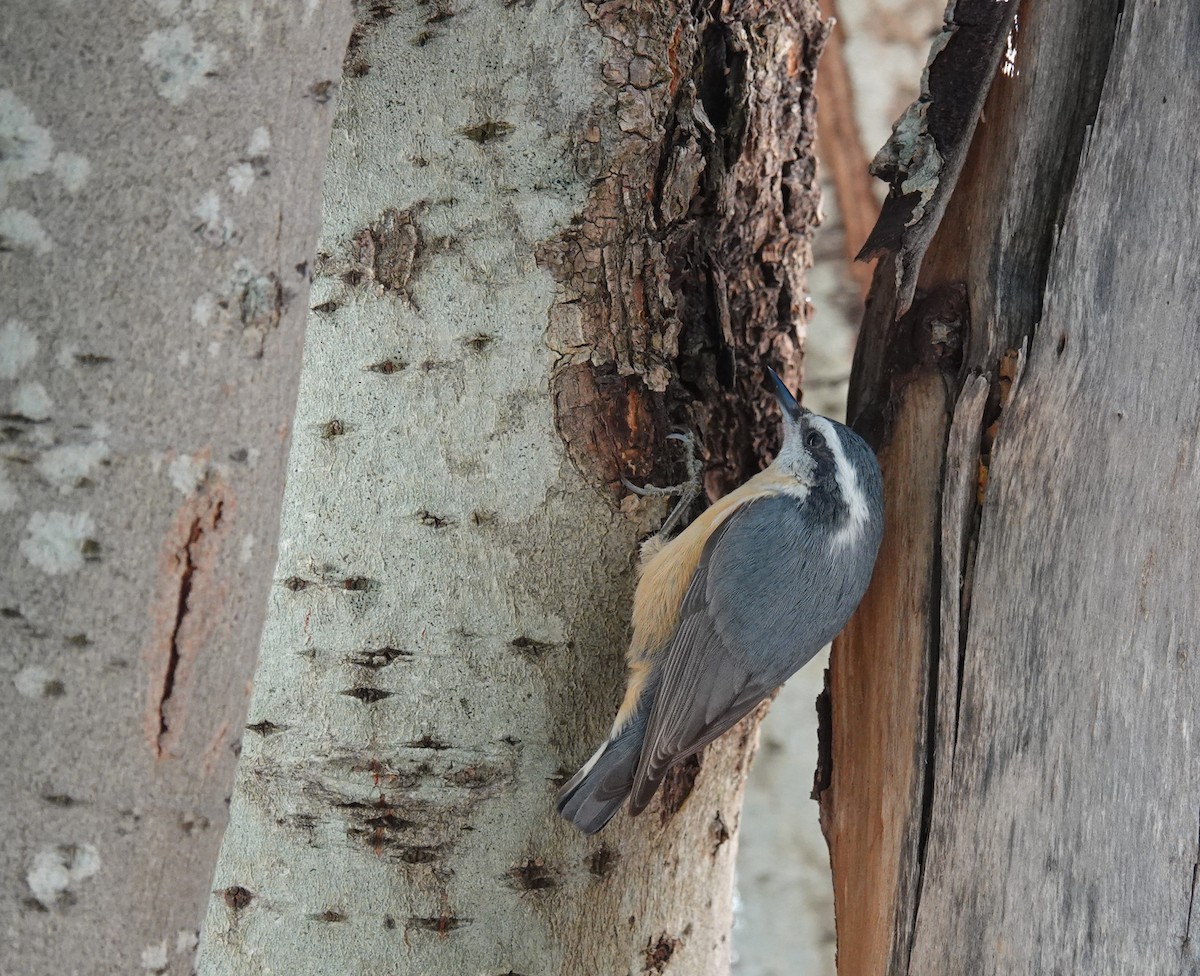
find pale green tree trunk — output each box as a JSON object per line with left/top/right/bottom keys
{"left": 0, "top": 2, "right": 349, "bottom": 974}
{"left": 198, "top": 0, "right": 825, "bottom": 972}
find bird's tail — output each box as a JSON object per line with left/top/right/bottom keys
{"left": 556, "top": 715, "right": 647, "bottom": 835}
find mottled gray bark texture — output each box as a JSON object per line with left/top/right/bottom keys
{"left": 197, "top": 0, "right": 823, "bottom": 973}
{"left": 0, "top": 3, "right": 350, "bottom": 973}
{"left": 818, "top": 2, "right": 1200, "bottom": 973}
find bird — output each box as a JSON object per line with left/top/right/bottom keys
{"left": 556, "top": 367, "right": 884, "bottom": 834}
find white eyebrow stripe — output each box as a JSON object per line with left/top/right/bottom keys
{"left": 810, "top": 416, "right": 869, "bottom": 549}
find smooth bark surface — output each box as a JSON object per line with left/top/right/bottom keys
{"left": 819, "top": 1, "right": 1199, "bottom": 973}
{"left": 0, "top": 4, "right": 349, "bottom": 973}
{"left": 198, "top": 0, "right": 823, "bottom": 973}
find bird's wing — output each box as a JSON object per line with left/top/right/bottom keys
{"left": 628, "top": 493, "right": 859, "bottom": 815}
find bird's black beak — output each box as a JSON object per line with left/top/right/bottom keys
{"left": 766, "top": 366, "right": 806, "bottom": 421}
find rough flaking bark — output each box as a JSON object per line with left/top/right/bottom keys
{"left": 198, "top": 0, "right": 822, "bottom": 973}
{"left": 542, "top": 0, "right": 825, "bottom": 501}
{"left": 818, "top": 2, "right": 1200, "bottom": 974}
{"left": 0, "top": 3, "right": 349, "bottom": 974}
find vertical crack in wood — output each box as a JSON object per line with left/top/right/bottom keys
{"left": 1185, "top": 808, "right": 1200, "bottom": 966}
{"left": 905, "top": 463, "right": 945, "bottom": 974}
{"left": 157, "top": 513, "right": 207, "bottom": 749}
{"left": 939, "top": 378, "right": 989, "bottom": 763}
{"left": 155, "top": 498, "right": 224, "bottom": 755}
{"left": 902, "top": 371, "right": 994, "bottom": 970}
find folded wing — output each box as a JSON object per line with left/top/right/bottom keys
{"left": 628, "top": 494, "right": 862, "bottom": 814}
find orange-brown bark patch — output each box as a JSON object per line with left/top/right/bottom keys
{"left": 142, "top": 472, "right": 233, "bottom": 758}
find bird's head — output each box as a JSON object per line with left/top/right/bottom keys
{"left": 767, "top": 367, "right": 882, "bottom": 545}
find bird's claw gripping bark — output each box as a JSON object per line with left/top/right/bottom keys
{"left": 622, "top": 430, "right": 703, "bottom": 540}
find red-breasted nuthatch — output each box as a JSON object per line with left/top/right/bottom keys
{"left": 557, "top": 368, "right": 884, "bottom": 834}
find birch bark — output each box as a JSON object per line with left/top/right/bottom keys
{"left": 198, "top": 0, "right": 823, "bottom": 973}
{"left": 0, "top": 3, "right": 348, "bottom": 974}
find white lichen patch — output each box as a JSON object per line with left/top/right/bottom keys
{"left": 168, "top": 452, "right": 209, "bottom": 494}
{"left": 227, "top": 161, "right": 256, "bottom": 195}
{"left": 219, "top": 258, "right": 282, "bottom": 353}
{"left": 0, "top": 89, "right": 54, "bottom": 198}
{"left": 36, "top": 440, "right": 111, "bottom": 492}
{"left": 192, "top": 292, "right": 216, "bottom": 327}
{"left": 13, "top": 381, "right": 53, "bottom": 420}
{"left": 14, "top": 666, "right": 57, "bottom": 698}
{"left": 141, "top": 941, "right": 170, "bottom": 972}
{"left": 20, "top": 510, "right": 95, "bottom": 574}
{"left": 0, "top": 207, "right": 53, "bottom": 254}
{"left": 247, "top": 126, "right": 271, "bottom": 155}
{"left": 192, "top": 191, "right": 234, "bottom": 247}
{"left": 140, "top": 25, "right": 222, "bottom": 105}
{"left": 1, "top": 91, "right": 88, "bottom": 209}
{"left": 0, "top": 467, "right": 18, "bottom": 513}
{"left": 239, "top": 533, "right": 254, "bottom": 564}
{"left": 0, "top": 319, "right": 38, "bottom": 378}
{"left": 52, "top": 152, "right": 91, "bottom": 192}
{"left": 228, "top": 127, "right": 270, "bottom": 195}
{"left": 175, "top": 929, "right": 200, "bottom": 955}
{"left": 26, "top": 843, "right": 101, "bottom": 909}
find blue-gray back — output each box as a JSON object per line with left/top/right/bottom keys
{"left": 705, "top": 492, "right": 882, "bottom": 686}
{"left": 627, "top": 489, "right": 883, "bottom": 813}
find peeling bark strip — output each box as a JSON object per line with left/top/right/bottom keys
{"left": 856, "top": 0, "right": 1018, "bottom": 315}
{"left": 819, "top": 3, "right": 1200, "bottom": 975}
{"left": 540, "top": 0, "right": 825, "bottom": 501}
{"left": 143, "top": 477, "right": 232, "bottom": 758}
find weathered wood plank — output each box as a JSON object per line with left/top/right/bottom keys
{"left": 909, "top": 3, "right": 1200, "bottom": 971}
{"left": 818, "top": 0, "right": 1190, "bottom": 973}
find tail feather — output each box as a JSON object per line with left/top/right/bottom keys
{"left": 556, "top": 718, "right": 647, "bottom": 835}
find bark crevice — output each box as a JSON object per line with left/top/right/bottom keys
{"left": 144, "top": 481, "right": 231, "bottom": 759}
{"left": 157, "top": 500, "right": 223, "bottom": 751}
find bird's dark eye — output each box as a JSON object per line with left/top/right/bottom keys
{"left": 805, "top": 430, "right": 824, "bottom": 449}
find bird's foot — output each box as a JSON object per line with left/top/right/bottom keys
{"left": 622, "top": 431, "right": 704, "bottom": 540}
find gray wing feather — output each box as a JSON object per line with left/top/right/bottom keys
{"left": 628, "top": 494, "right": 875, "bottom": 814}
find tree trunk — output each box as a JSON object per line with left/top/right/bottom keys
{"left": 0, "top": 5, "right": 349, "bottom": 973}
{"left": 197, "top": 0, "right": 823, "bottom": 973}
{"left": 817, "top": 2, "right": 1200, "bottom": 973}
